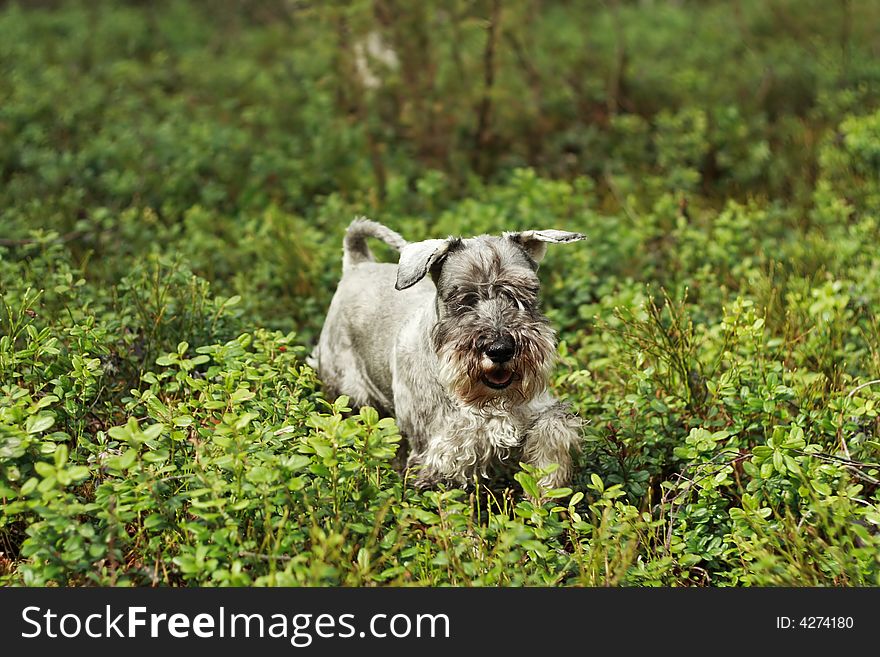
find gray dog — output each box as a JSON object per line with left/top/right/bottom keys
{"left": 311, "top": 218, "right": 585, "bottom": 491}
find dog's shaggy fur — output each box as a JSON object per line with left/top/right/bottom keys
{"left": 310, "top": 218, "right": 585, "bottom": 489}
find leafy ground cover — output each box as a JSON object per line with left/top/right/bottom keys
{"left": 2, "top": 0, "right": 880, "bottom": 585}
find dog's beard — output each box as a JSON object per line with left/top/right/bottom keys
{"left": 435, "top": 324, "right": 556, "bottom": 409}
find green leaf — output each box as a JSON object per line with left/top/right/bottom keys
{"left": 234, "top": 413, "right": 258, "bottom": 431}
{"left": 359, "top": 406, "right": 379, "bottom": 425}
{"left": 34, "top": 395, "right": 59, "bottom": 410}
{"left": 284, "top": 454, "right": 311, "bottom": 471}
{"left": 142, "top": 423, "right": 164, "bottom": 440}
{"left": 108, "top": 448, "right": 138, "bottom": 471}
{"left": 514, "top": 471, "right": 541, "bottom": 500}
{"left": 20, "top": 478, "right": 38, "bottom": 496}
{"left": 313, "top": 442, "right": 333, "bottom": 458}
{"left": 772, "top": 450, "right": 785, "bottom": 473}
{"left": 53, "top": 444, "right": 69, "bottom": 468}
{"left": 107, "top": 425, "right": 131, "bottom": 442}
{"left": 37, "top": 475, "right": 57, "bottom": 493}
{"left": 783, "top": 455, "right": 801, "bottom": 475}
{"left": 143, "top": 449, "right": 170, "bottom": 463}
{"left": 231, "top": 388, "right": 255, "bottom": 403}
{"left": 544, "top": 487, "right": 573, "bottom": 499}
{"left": 246, "top": 466, "right": 277, "bottom": 484}
{"left": 26, "top": 414, "right": 55, "bottom": 434}
{"left": 66, "top": 466, "right": 91, "bottom": 481}
{"left": 34, "top": 462, "right": 55, "bottom": 478}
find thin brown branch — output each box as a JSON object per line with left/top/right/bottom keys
{"left": 473, "top": 0, "right": 502, "bottom": 178}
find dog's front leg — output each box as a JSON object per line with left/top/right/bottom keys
{"left": 408, "top": 432, "right": 470, "bottom": 489}
{"left": 521, "top": 401, "right": 582, "bottom": 490}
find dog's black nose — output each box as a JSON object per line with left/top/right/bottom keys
{"left": 485, "top": 335, "right": 515, "bottom": 363}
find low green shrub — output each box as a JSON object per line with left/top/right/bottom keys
{"left": 2, "top": 0, "right": 879, "bottom": 587}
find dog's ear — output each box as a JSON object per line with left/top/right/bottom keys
{"left": 396, "top": 238, "right": 454, "bottom": 290}
{"left": 505, "top": 230, "right": 586, "bottom": 263}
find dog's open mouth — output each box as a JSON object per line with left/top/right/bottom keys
{"left": 482, "top": 369, "right": 514, "bottom": 390}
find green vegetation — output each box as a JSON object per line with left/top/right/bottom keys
{"left": 2, "top": 0, "right": 880, "bottom": 586}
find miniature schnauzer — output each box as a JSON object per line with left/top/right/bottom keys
{"left": 311, "top": 218, "right": 585, "bottom": 490}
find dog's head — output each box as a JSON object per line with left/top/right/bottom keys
{"left": 395, "top": 230, "right": 585, "bottom": 408}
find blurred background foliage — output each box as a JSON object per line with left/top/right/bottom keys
{"left": 1, "top": 0, "right": 880, "bottom": 586}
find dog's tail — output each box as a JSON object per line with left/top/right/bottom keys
{"left": 343, "top": 217, "right": 408, "bottom": 272}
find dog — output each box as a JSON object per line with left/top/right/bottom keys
{"left": 311, "top": 218, "right": 585, "bottom": 491}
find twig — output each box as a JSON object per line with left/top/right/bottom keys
{"left": 237, "top": 551, "right": 292, "bottom": 562}
{"left": 503, "top": 31, "right": 541, "bottom": 94}
{"left": 837, "top": 378, "right": 880, "bottom": 459}
{"left": 605, "top": 0, "right": 626, "bottom": 116}
{"left": 472, "top": 0, "right": 501, "bottom": 178}
{"left": 662, "top": 450, "right": 746, "bottom": 552}
{"left": 795, "top": 450, "right": 880, "bottom": 486}
{"left": 845, "top": 379, "right": 880, "bottom": 400}
{"left": 798, "top": 450, "right": 880, "bottom": 470}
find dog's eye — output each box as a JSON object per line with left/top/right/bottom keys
{"left": 459, "top": 293, "right": 479, "bottom": 307}
{"left": 496, "top": 289, "right": 529, "bottom": 312}
{"left": 511, "top": 295, "right": 527, "bottom": 312}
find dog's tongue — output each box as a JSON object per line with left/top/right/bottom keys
{"left": 485, "top": 370, "right": 513, "bottom": 386}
